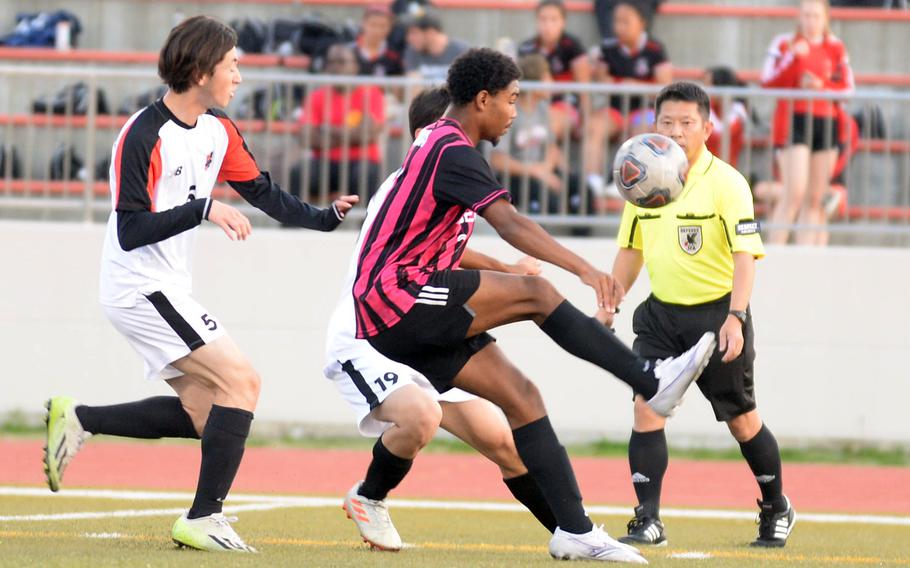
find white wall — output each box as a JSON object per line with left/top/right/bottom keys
{"left": 1, "top": 221, "right": 908, "bottom": 447}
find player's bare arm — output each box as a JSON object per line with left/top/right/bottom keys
{"left": 597, "top": 247, "right": 644, "bottom": 326}
{"left": 480, "top": 199, "right": 618, "bottom": 311}
{"left": 720, "top": 251, "right": 756, "bottom": 363}
{"left": 460, "top": 249, "right": 542, "bottom": 275}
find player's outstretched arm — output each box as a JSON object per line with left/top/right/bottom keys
{"left": 117, "top": 198, "right": 214, "bottom": 251}
{"left": 460, "top": 249, "right": 542, "bottom": 275}
{"left": 228, "top": 174, "right": 359, "bottom": 231}
{"left": 481, "top": 199, "right": 617, "bottom": 311}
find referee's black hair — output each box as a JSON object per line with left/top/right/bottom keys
{"left": 408, "top": 87, "right": 451, "bottom": 137}
{"left": 159, "top": 15, "right": 237, "bottom": 94}
{"left": 446, "top": 48, "right": 521, "bottom": 107}
{"left": 655, "top": 81, "right": 711, "bottom": 121}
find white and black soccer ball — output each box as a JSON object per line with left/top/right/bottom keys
{"left": 612, "top": 133, "right": 688, "bottom": 208}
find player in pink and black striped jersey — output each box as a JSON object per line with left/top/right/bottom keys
{"left": 352, "top": 48, "right": 716, "bottom": 563}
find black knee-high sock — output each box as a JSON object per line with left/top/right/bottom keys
{"left": 540, "top": 300, "right": 657, "bottom": 399}
{"left": 187, "top": 405, "right": 252, "bottom": 519}
{"left": 513, "top": 416, "right": 592, "bottom": 534}
{"left": 628, "top": 429, "right": 668, "bottom": 519}
{"left": 739, "top": 424, "right": 785, "bottom": 510}
{"left": 357, "top": 437, "right": 413, "bottom": 501}
{"left": 504, "top": 473, "right": 557, "bottom": 533}
{"left": 75, "top": 397, "right": 199, "bottom": 439}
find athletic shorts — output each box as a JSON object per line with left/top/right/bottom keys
{"left": 775, "top": 113, "right": 840, "bottom": 152}
{"left": 631, "top": 293, "right": 756, "bottom": 422}
{"left": 103, "top": 290, "right": 226, "bottom": 381}
{"left": 325, "top": 346, "right": 476, "bottom": 437}
{"left": 367, "top": 269, "right": 495, "bottom": 393}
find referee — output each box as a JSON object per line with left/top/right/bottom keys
{"left": 603, "top": 82, "right": 794, "bottom": 548}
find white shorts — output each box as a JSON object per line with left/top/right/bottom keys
{"left": 103, "top": 290, "right": 226, "bottom": 381}
{"left": 325, "top": 346, "right": 476, "bottom": 437}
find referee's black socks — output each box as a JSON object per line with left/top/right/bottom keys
{"left": 540, "top": 300, "right": 657, "bottom": 399}
{"left": 628, "top": 429, "right": 668, "bottom": 519}
{"left": 357, "top": 437, "right": 413, "bottom": 501}
{"left": 504, "top": 473, "right": 557, "bottom": 533}
{"left": 513, "top": 416, "right": 592, "bottom": 535}
{"left": 739, "top": 424, "right": 785, "bottom": 510}
{"left": 188, "top": 404, "right": 253, "bottom": 519}
{"left": 75, "top": 396, "right": 199, "bottom": 439}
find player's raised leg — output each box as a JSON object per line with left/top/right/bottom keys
{"left": 452, "top": 343, "right": 646, "bottom": 564}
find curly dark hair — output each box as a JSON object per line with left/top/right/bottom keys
{"left": 446, "top": 48, "right": 521, "bottom": 107}
{"left": 159, "top": 16, "right": 237, "bottom": 94}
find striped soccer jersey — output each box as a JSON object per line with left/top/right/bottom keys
{"left": 352, "top": 117, "right": 510, "bottom": 338}
{"left": 100, "top": 99, "right": 342, "bottom": 307}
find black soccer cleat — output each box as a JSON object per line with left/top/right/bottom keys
{"left": 751, "top": 495, "right": 795, "bottom": 548}
{"left": 618, "top": 505, "right": 667, "bottom": 547}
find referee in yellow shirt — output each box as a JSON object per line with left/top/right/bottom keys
{"left": 604, "top": 82, "right": 795, "bottom": 548}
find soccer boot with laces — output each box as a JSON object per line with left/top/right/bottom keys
{"left": 343, "top": 481, "right": 402, "bottom": 551}
{"left": 549, "top": 524, "right": 648, "bottom": 563}
{"left": 647, "top": 332, "right": 716, "bottom": 417}
{"left": 171, "top": 511, "right": 257, "bottom": 552}
{"left": 43, "top": 396, "right": 91, "bottom": 492}
{"left": 618, "top": 505, "right": 667, "bottom": 547}
{"left": 751, "top": 495, "right": 795, "bottom": 548}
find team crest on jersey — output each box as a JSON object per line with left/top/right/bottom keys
{"left": 678, "top": 225, "right": 702, "bottom": 255}
{"left": 204, "top": 151, "right": 214, "bottom": 170}
{"left": 635, "top": 57, "right": 649, "bottom": 77}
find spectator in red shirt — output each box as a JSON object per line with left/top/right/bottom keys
{"left": 351, "top": 5, "right": 404, "bottom": 77}
{"left": 295, "top": 43, "right": 384, "bottom": 201}
{"left": 517, "top": 0, "right": 592, "bottom": 141}
{"left": 704, "top": 66, "right": 748, "bottom": 169}
{"left": 761, "top": 0, "right": 853, "bottom": 245}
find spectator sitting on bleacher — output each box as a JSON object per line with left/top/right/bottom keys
{"left": 403, "top": 14, "right": 469, "bottom": 83}
{"left": 351, "top": 5, "right": 404, "bottom": 77}
{"left": 761, "top": 0, "right": 854, "bottom": 246}
{"left": 594, "top": 0, "right": 664, "bottom": 41}
{"left": 704, "top": 66, "right": 749, "bottom": 169}
{"left": 517, "top": 0, "right": 591, "bottom": 141}
{"left": 584, "top": 0, "right": 671, "bottom": 203}
{"left": 294, "top": 43, "right": 383, "bottom": 201}
{"left": 490, "top": 54, "right": 584, "bottom": 216}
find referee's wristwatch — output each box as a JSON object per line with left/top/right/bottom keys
{"left": 728, "top": 309, "right": 748, "bottom": 326}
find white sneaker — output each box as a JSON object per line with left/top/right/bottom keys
{"left": 342, "top": 482, "right": 402, "bottom": 551}
{"left": 549, "top": 525, "right": 648, "bottom": 563}
{"left": 44, "top": 396, "right": 91, "bottom": 492}
{"left": 171, "top": 512, "right": 257, "bottom": 552}
{"left": 647, "top": 332, "right": 716, "bottom": 417}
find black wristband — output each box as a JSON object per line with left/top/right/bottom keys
{"left": 729, "top": 309, "right": 748, "bottom": 325}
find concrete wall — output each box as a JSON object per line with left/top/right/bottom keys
{"left": 1, "top": 220, "right": 908, "bottom": 447}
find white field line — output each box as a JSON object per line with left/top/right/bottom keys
{"left": 1, "top": 486, "right": 908, "bottom": 526}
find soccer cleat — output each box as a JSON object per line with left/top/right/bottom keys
{"left": 171, "top": 512, "right": 257, "bottom": 552}
{"left": 647, "top": 332, "right": 716, "bottom": 417}
{"left": 751, "top": 495, "right": 795, "bottom": 548}
{"left": 619, "top": 506, "right": 667, "bottom": 547}
{"left": 342, "top": 482, "right": 402, "bottom": 551}
{"left": 549, "top": 525, "right": 648, "bottom": 563}
{"left": 43, "top": 396, "right": 90, "bottom": 492}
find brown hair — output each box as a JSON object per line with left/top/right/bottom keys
{"left": 796, "top": 0, "right": 831, "bottom": 38}
{"left": 536, "top": 0, "right": 567, "bottom": 18}
{"left": 518, "top": 54, "right": 549, "bottom": 82}
{"left": 158, "top": 15, "right": 237, "bottom": 94}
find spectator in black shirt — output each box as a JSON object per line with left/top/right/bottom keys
{"left": 351, "top": 5, "right": 404, "bottom": 77}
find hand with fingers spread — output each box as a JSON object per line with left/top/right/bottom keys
{"left": 578, "top": 265, "right": 617, "bottom": 313}
{"left": 719, "top": 314, "right": 744, "bottom": 363}
{"left": 332, "top": 194, "right": 360, "bottom": 219}
{"left": 207, "top": 200, "right": 252, "bottom": 241}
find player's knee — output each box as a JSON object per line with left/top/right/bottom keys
{"left": 398, "top": 397, "right": 442, "bottom": 448}
{"left": 521, "top": 276, "right": 562, "bottom": 315}
{"left": 223, "top": 363, "right": 261, "bottom": 408}
{"left": 481, "top": 429, "right": 526, "bottom": 477}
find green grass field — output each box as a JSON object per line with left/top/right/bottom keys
{"left": 1, "top": 492, "right": 908, "bottom": 567}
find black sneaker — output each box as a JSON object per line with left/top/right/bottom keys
{"left": 618, "top": 505, "right": 667, "bottom": 547}
{"left": 751, "top": 495, "right": 795, "bottom": 548}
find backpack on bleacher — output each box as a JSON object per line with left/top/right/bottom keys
{"left": 853, "top": 104, "right": 887, "bottom": 140}
{"left": 233, "top": 84, "right": 304, "bottom": 122}
{"left": 33, "top": 82, "right": 110, "bottom": 116}
{"left": 49, "top": 144, "right": 85, "bottom": 181}
{"left": 0, "top": 10, "right": 81, "bottom": 48}
{"left": 0, "top": 145, "right": 23, "bottom": 179}
{"left": 231, "top": 17, "right": 268, "bottom": 54}
{"left": 117, "top": 86, "right": 168, "bottom": 116}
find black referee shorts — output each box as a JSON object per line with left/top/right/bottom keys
{"left": 632, "top": 294, "right": 756, "bottom": 422}
{"left": 367, "top": 269, "right": 495, "bottom": 393}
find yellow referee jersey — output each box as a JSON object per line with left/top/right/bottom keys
{"left": 617, "top": 147, "right": 765, "bottom": 305}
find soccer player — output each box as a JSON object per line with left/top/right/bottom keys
{"left": 352, "top": 48, "right": 715, "bottom": 563}
{"left": 327, "top": 87, "right": 557, "bottom": 550}
{"left": 604, "top": 82, "right": 794, "bottom": 548}
{"left": 42, "top": 15, "right": 357, "bottom": 553}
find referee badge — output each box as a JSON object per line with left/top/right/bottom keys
{"left": 678, "top": 226, "right": 702, "bottom": 255}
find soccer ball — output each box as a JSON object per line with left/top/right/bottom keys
{"left": 612, "top": 133, "right": 688, "bottom": 208}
